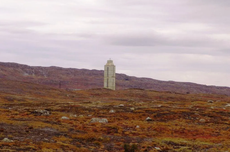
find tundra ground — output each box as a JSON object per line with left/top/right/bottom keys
{"left": 0, "top": 81, "right": 230, "bottom": 151}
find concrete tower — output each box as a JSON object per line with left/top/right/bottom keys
{"left": 104, "top": 59, "right": 116, "bottom": 90}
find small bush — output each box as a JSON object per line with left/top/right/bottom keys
{"left": 124, "top": 143, "right": 138, "bottom": 152}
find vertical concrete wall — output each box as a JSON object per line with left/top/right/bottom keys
{"left": 104, "top": 60, "right": 116, "bottom": 90}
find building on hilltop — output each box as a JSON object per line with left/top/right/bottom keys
{"left": 104, "top": 59, "right": 116, "bottom": 90}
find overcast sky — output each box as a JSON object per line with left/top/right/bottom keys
{"left": 0, "top": 0, "right": 230, "bottom": 87}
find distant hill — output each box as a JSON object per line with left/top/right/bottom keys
{"left": 0, "top": 62, "right": 230, "bottom": 96}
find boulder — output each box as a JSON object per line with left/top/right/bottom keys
{"left": 109, "top": 109, "right": 115, "bottom": 113}
{"left": 61, "top": 116, "right": 69, "bottom": 120}
{"left": 199, "top": 119, "right": 206, "bottom": 123}
{"left": 70, "top": 114, "right": 77, "bottom": 117}
{"left": 78, "top": 115, "right": 84, "bottom": 118}
{"left": 90, "top": 118, "right": 108, "bottom": 123}
{"left": 2, "top": 138, "right": 13, "bottom": 142}
{"left": 32, "top": 109, "right": 50, "bottom": 116}
{"left": 225, "top": 104, "right": 230, "bottom": 107}
{"left": 130, "top": 107, "right": 135, "bottom": 111}
{"left": 208, "top": 100, "right": 214, "bottom": 103}
{"left": 155, "top": 147, "right": 161, "bottom": 150}
{"left": 146, "top": 117, "right": 152, "bottom": 121}
{"left": 119, "top": 104, "right": 124, "bottom": 107}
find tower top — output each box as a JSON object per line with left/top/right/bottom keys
{"left": 106, "top": 59, "right": 114, "bottom": 66}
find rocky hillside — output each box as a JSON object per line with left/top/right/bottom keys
{"left": 0, "top": 62, "right": 230, "bottom": 96}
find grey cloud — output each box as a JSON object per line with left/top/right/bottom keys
{"left": 189, "top": 0, "right": 230, "bottom": 6}
{"left": 103, "top": 0, "right": 230, "bottom": 27}
{"left": 0, "top": 21, "right": 47, "bottom": 35}
{"left": 104, "top": 32, "right": 224, "bottom": 48}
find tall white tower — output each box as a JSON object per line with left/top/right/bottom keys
{"left": 104, "top": 59, "right": 116, "bottom": 90}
